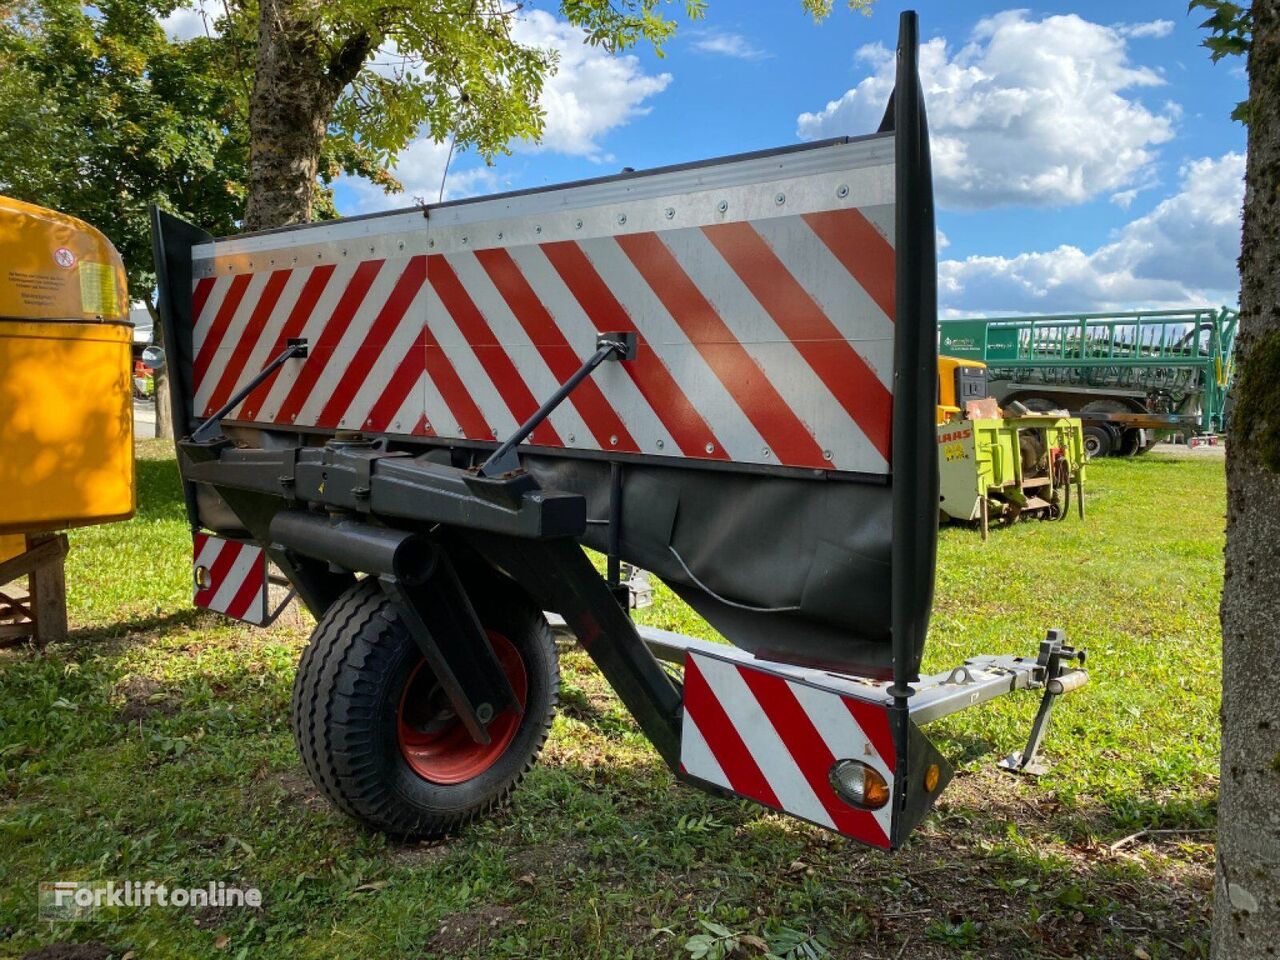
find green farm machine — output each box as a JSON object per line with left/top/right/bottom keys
{"left": 939, "top": 307, "right": 1238, "bottom": 457}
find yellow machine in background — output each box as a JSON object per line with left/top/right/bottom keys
{"left": 0, "top": 195, "right": 134, "bottom": 642}
{"left": 936, "top": 356, "right": 1086, "bottom": 539}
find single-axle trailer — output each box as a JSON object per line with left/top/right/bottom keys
{"left": 151, "top": 13, "right": 1086, "bottom": 851}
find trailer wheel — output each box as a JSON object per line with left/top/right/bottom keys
{"left": 291, "top": 578, "right": 557, "bottom": 838}
{"left": 1083, "top": 426, "right": 1112, "bottom": 459}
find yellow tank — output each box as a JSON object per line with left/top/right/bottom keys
{"left": 0, "top": 196, "right": 134, "bottom": 535}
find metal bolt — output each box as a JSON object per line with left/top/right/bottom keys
{"left": 341, "top": 249, "right": 347, "bottom": 257}
{"left": 837, "top": 184, "right": 849, "bottom": 199}
{"left": 775, "top": 192, "right": 786, "bottom": 205}
{"left": 535, "top": 225, "right": 543, "bottom": 234}
{"left": 394, "top": 420, "right": 402, "bottom": 429}
{"left": 475, "top": 703, "right": 494, "bottom": 724}
{"left": 398, "top": 241, "right": 404, "bottom": 250}
{"left": 665, "top": 207, "right": 675, "bottom": 219}
{"left": 497, "top": 231, "right": 503, "bottom": 240}
{"left": 568, "top": 434, "right": 576, "bottom": 444}
{"left": 762, "top": 447, "right": 771, "bottom": 457}
{"left": 575, "top": 219, "right": 583, "bottom": 230}
{"left": 457, "top": 426, "right": 464, "bottom": 435}
{"left": 429, "top": 239, "right": 435, "bottom": 248}
{"left": 656, "top": 439, "right": 665, "bottom": 450}
{"left": 823, "top": 449, "right": 833, "bottom": 461}
{"left": 461, "top": 235, "right": 468, "bottom": 244}
{"left": 717, "top": 200, "right": 728, "bottom": 214}
{"left": 365, "top": 418, "right": 373, "bottom": 426}
{"left": 618, "top": 213, "right": 627, "bottom": 225}
{"left": 705, "top": 442, "right": 715, "bottom": 454}
{"left": 609, "top": 435, "right": 618, "bottom": 446}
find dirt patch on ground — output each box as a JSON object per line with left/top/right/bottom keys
{"left": 256, "top": 766, "right": 327, "bottom": 809}
{"left": 385, "top": 838, "right": 453, "bottom": 868}
{"left": 21, "top": 943, "right": 118, "bottom": 960}
{"left": 115, "top": 676, "right": 179, "bottom": 724}
{"left": 509, "top": 836, "right": 590, "bottom": 881}
{"left": 427, "top": 904, "right": 515, "bottom": 958}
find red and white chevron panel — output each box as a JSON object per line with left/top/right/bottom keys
{"left": 680, "top": 649, "right": 898, "bottom": 849}
{"left": 193, "top": 534, "right": 268, "bottom": 625}
{"left": 189, "top": 138, "right": 896, "bottom": 475}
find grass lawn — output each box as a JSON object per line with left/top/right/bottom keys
{"left": 0, "top": 441, "right": 1224, "bottom": 959}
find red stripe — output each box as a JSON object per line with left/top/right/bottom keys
{"left": 204, "top": 270, "right": 291, "bottom": 415}
{"left": 362, "top": 328, "right": 424, "bottom": 433}
{"left": 474, "top": 248, "right": 638, "bottom": 452}
{"left": 844, "top": 696, "right": 897, "bottom": 770}
{"left": 703, "top": 222, "right": 893, "bottom": 462}
{"left": 801, "top": 209, "right": 896, "bottom": 321}
{"left": 317, "top": 257, "right": 426, "bottom": 429}
{"left": 274, "top": 259, "right": 384, "bottom": 425}
{"left": 427, "top": 254, "right": 563, "bottom": 446}
{"left": 539, "top": 240, "right": 727, "bottom": 460}
{"left": 191, "top": 277, "right": 215, "bottom": 325}
{"left": 682, "top": 658, "right": 780, "bottom": 807}
{"left": 240, "top": 264, "right": 335, "bottom": 421}
{"left": 736, "top": 668, "right": 890, "bottom": 847}
{"left": 410, "top": 412, "right": 434, "bottom": 437}
{"left": 615, "top": 232, "right": 826, "bottom": 468}
{"left": 193, "top": 273, "right": 251, "bottom": 390}
{"left": 225, "top": 557, "right": 266, "bottom": 622}
{"left": 194, "top": 539, "right": 239, "bottom": 610}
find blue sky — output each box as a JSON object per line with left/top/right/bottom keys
{"left": 326, "top": 2, "right": 1249, "bottom": 317}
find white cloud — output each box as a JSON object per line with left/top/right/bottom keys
{"left": 690, "top": 30, "right": 771, "bottom": 61}
{"left": 1116, "top": 20, "right": 1175, "bottom": 39}
{"left": 938, "top": 152, "right": 1244, "bottom": 314}
{"left": 512, "top": 10, "right": 672, "bottom": 159}
{"left": 342, "top": 139, "right": 501, "bottom": 214}
{"left": 797, "top": 11, "right": 1176, "bottom": 209}
{"left": 160, "top": 3, "right": 215, "bottom": 41}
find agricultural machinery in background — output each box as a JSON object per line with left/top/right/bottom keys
{"left": 151, "top": 12, "right": 1087, "bottom": 852}
{"left": 939, "top": 307, "right": 1238, "bottom": 457}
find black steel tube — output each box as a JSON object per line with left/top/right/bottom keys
{"left": 269, "top": 511, "right": 435, "bottom": 585}
{"left": 191, "top": 340, "right": 307, "bottom": 443}
{"left": 889, "top": 10, "right": 938, "bottom": 703}
{"left": 478, "top": 340, "right": 621, "bottom": 477}
{"left": 607, "top": 461, "right": 622, "bottom": 586}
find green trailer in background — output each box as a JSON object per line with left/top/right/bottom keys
{"left": 939, "top": 307, "right": 1238, "bottom": 456}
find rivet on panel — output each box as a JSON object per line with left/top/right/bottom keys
{"left": 398, "top": 241, "right": 405, "bottom": 250}
{"left": 775, "top": 193, "right": 786, "bottom": 205}
{"left": 609, "top": 435, "right": 618, "bottom": 446}
{"left": 395, "top": 420, "right": 402, "bottom": 429}
{"left": 665, "top": 207, "right": 675, "bottom": 219}
{"left": 705, "top": 442, "right": 715, "bottom": 454}
{"left": 656, "top": 439, "right": 665, "bottom": 449}
{"left": 568, "top": 434, "right": 576, "bottom": 444}
{"left": 535, "top": 225, "right": 543, "bottom": 234}
{"left": 462, "top": 236, "right": 469, "bottom": 245}
{"left": 717, "top": 200, "right": 728, "bottom": 213}
{"left": 823, "top": 449, "right": 833, "bottom": 461}
{"left": 837, "top": 184, "right": 849, "bottom": 199}
{"left": 497, "top": 231, "right": 504, "bottom": 240}
{"left": 575, "top": 219, "right": 583, "bottom": 230}
{"left": 429, "top": 239, "right": 436, "bottom": 248}
{"left": 617, "top": 214, "right": 627, "bottom": 225}
{"left": 762, "top": 448, "right": 771, "bottom": 457}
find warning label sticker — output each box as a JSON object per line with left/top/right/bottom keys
{"left": 78, "top": 261, "right": 118, "bottom": 317}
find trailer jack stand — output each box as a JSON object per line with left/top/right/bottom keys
{"left": 998, "top": 630, "right": 1087, "bottom": 776}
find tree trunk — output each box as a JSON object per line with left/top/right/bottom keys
{"left": 145, "top": 298, "right": 172, "bottom": 440}
{"left": 243, "top": 0, "right": 372, "bottom": 231}
{"left": 1212, "top": 2, "right": 1280, "bottom": 957}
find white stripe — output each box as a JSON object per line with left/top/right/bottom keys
{"left": 507, "top": 245, "right": 677, "bottom": 456}
{"left": 194, "top": 534, "right": 224, "bottom": 573}
{"left": 257, "top": 262, "right": 357, "bottom": 422}
{"left": 665, "top": 227, "right": 886, "bottom": 474}
{"left": 195, "top": 272, "right": 270, "bottom": 413}
{"left": 788, "top": 681, "right": 895, "bottom": 839}
{"left": 192, "top": 276, "right": 232, "bottom": 372}
{"left": 208, "top": 544, "right": 260, "bottom": 614}
{"left": 694, "top": 656, "right": 835, "bottom": 829}
{"left": 338, "top": 267, "right": 428, "bottom": 430}
{"left": 753, "top": 215, "right": 894, "bottom": 389}
{"left": 680, "top": 712, "right": 730, "bottom": 788}
{"left": 421, "top": 279, "right": 517, "bottom": 439}
{"left": 858, "top": 203, "right": 894, "bottom": 243}
{"left": 445, "top": 252, "right": 595, "bottom": 448}
{"left": 578, "top": 238, "right": 767, "bottom": 461}
{"left": 225, "top": 268, "right": 310, "bottom": 419}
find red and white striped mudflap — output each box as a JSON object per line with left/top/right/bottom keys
{"left": 187, "top": 138, "right": 895, "bottom": 476}
{"left": 679, "top": 648, "right": 953, "bottom": 850}
{"left": 193, "top": 533, "right": 268, "bottom": 625}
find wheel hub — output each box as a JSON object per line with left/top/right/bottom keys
{"left": 396, "top": 630, "right": 527, "bottom": 784}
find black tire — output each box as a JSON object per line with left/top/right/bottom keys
{"left": 291, "top": 577, "right": 558, "bottom": 838}
{"left": 1083, "top": 426, "right": 1112, "bottom": 459}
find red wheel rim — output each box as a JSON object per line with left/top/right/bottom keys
{"left": 396, "top": 630, "right": 527, "bottom": 784}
